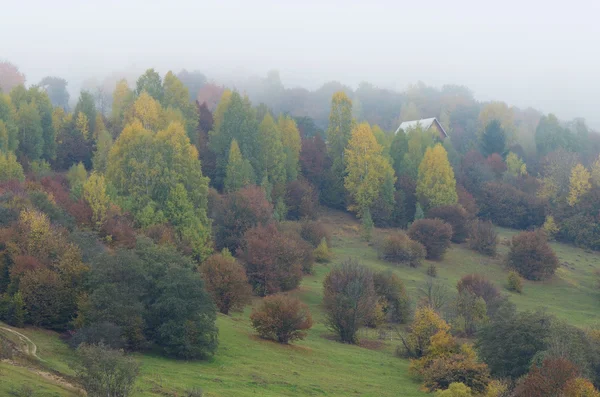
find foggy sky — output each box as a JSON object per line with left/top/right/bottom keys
{"left": 3, "top": 0, "right": 600, "bottom": 127}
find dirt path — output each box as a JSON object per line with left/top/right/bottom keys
{"left": 0, "top": 326, "right": 43, "bottom": 361}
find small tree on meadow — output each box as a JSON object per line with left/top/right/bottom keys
{"left": 199, "top": 250, "right": 252, "bottom": 315}
{"left": 323, "top": 259, "right": 377, "bottom": 344}
{"left": 507, "top": 230, "right": 559, "bottom": 280}
{"left": 72, "top": 343, "right": 140, "bottom": 397}
{"left": 409, "top": 219, "right": 453, "bottom": 260}
{"left": 250, "top": 294, "right": 313, "bottom": 344}
{"left": 467, "top": 219, "right": 498, "bottom": 256}
{"left": 426, "top": 205, "right": 469, "bottom": 243}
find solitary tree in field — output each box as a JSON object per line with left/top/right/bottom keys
{"left": 251, "top": 294, "right": 313, "bottom": 344}
{"left": 416, "top": 143, "right": 457, "bottom": 210}
{"left": 323, "top": 259, "right": 377, "bottom": 344}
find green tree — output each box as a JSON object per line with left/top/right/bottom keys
{"left": 39, "top": 76, "right": 69, "bottom": 110}
{"left": 92, "top": 129, "right": 113, "bottom": 173}
{"left": 535, "top": 114, "right": 574, "bottom": 156}
{"left": 28, "top": 88, "right": 56, "bottom": 160}
{"left": 257, "top": 113, "right": 286, "bottom": 185}
{"left": 417, "top": 144, "right": 458, "bottom": 210}
{"left": 0, "top": 94, "right": 19, "bottom": 151}
{"left": 480, "top": 120, "right": 506, "bottom": 157}
{"left": 402, "top": 125, "right": 436, "bottom": 179}
{"left": 344, "top": 122, "right": 395, "bottom": 216}
{"left": 135, "top": 68, "right": 163, "bottom": 102}
{"left": 111, "top": 79, "right": 134, "bottom": 137}
{"left": 224, "top": 139, "right": 255, "bottom": 192}
{"left": 162, "top": 71, "right": 198, "bottom": 139}
{"left": 16, "top": 100, "right": 44, "bottom": 160}
{"left": 73, "top": 91, "right": 97, "bottom": 135}
{"left": 390, "top": 129, "right": 408, "bottom": 177}
{"left": 278, "top": 115, "right": 301, "bottom": 181}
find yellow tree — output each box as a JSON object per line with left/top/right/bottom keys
{"left": 224, "top": 139, "right": 255, "bottom": 192}
{"left": 344, "top": 122, "right": 395, "bottom": 216}
{"left": 111, "top": 79, "right": 134, "bottom": 135}
{"left": 257, "top": 113, "right": 286, "bottom": 185}
{"left": 479, "top": 101, "right": 515, "bottom": 140}
{"left": 278, "top": 115, "right": 301, "bottom": 181}
{"left": 417, "top": 143, "right": 458, "bottom": 210}
{"left": 129, "top": 91, "right": 162, "bottom": 131}
{"left": 83, "top": 172, "right": 110, "bottom": 228}
{"left": 75, "top": 112, "right": 89, "bottom": 139}
{"left": 568, "top": 163, "right": 591, "bottom": 206}
{"left": 506, "top": 151, "right": 527, "bottom": 177}
{"left": 93, "top": 113, "right": 106, "bottom": 140}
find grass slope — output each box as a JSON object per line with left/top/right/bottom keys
{"left": 3, "top": 209, "right": 600, "bottom": 396}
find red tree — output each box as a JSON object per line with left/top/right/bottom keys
{"left": 0, "top": 61, "right": 25, "bottom": 93}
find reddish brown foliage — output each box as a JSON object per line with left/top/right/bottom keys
{"left": 379, "top": 232, "right": 425, "bottom": 267}
{"left": 456, "top": 184, "right": 478, "bottom": 219}
{"left": 237, "top": 223, "right": 309, "bottom": 295}
{"left": 39, "top": 175, "right": 92, "bottom": 226}
{"left": 144, "top": 223, "right": 176, "bottom": 246}
{"left": 486, "top": 153, "right": 507, "bottom": 177}
{"left": 513, "top": 357, "right": 579, "bottom": 397}
{"left": 467, "top": 219, "right": 498, "bottom": 256}
{"left": 0, "top": 61, "right": 26, "bottom": 93}
{"left": 99, "top": 209, "right": 137, "bottom": 249}
{"left": 507, "top": 230, "right": 559, "bottom": 280}
{"left": 250, "top": 294, "right": 313, "bottom": 344}
{"left": 214, "top": 185, "right": 273, "bottom": 252}
{"left": 408, "top": 219, "right": 453, "bottom": 260}
{"left": 10, "top": 255, "right": 43, "bottom": 278}
{"left": 426, "top": 205, "right": 469, "bottom": 243}
{"left": 199, "top": 252, "right": 252, "bottom": 315}
{"left": 285, "top": 179, "right": 319, "bottom": 220}
{"left": 299, "top": 220, "right": 330, "bottom": 248}
{"left": 456, "top": 274, "right": 502, "bottom": 312}
{"left": 478, "top": 182, "right": 546, "bottom": 229}
{"left": 299, "top": 135, "right": 329, "bottom": 188}
{"left": 196, "top": 83, "right": 224, "bottom": 111}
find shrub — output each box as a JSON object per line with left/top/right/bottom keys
{"left": 507, "top": 271, "right": 523, "bottom": 293}
{"left": 409, "top": 219, "right": 453, "bottom": 260}
{"left": 427, "top": 205, "right": 469, "bottom": 243}
{"left": 435, "top": 382, "right": 472, "bottom": 397}
{"left": 380, "top": 232, "right": 426, "bottom": 267}
{"left": 427, "top": 264, "right": 438, "bottom": 277}
{"left": 456, "top": 185, "right": 478, "bottom": 220}
{"left": 285, "top": 179, "right": 319, "bottom": 220}
{"left": 400, "top": 306, "right": 451, "bottom": 358}
{"left": 456, "top": 274, "right": 502, "bottom": 314}
{"left": 313, "top": 238, "right": 333, "bottom": 263}
{"left": 563, "top": 378, "right": 600, "bottom": 397}
{"left": 478, "top": 182, "right": 545, "bottom": 229}
{"left": 513, "top": 357, "right": 579, "bottom": 397}
{"left": 323, "top": 259, "right": 377, "bottom": 343}
{"left": 73, "top": 343, "right": 139, "bottom": 397}
{"left": 68, "top": 322, "right": 125, "bottom": 350}
{"left": 422, "top": 353, "right": 490, "bottom": 394}
{"left": 100, "top": 209, "right": 136, "bottom": 248}
{"left": 373, "top": 271, "right": 411, "bottom": 324}
{"left": 507, "top": 230, "right": 559, "bottom": 280}
{"left": 467, "top": 219, "right": 498, "bottom": 256}
{"left": 238, "top": 223, "right": 310, "bottom": 295}
{"left": 250, "top": 294, "right": 313, "bottom": 344}
{"left": 213, "top": 185, "right": 273, "bottom": 252}
{"left": 299, "top": 220, "right": 330, "bottom": 248}
{"left": 199, "top": 251, "right": 252, "bottom": 315}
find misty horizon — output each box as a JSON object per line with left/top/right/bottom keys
{"left": 3, "top": 0, "right": 600, "bottom": 128}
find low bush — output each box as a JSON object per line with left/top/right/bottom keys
{"left": 373, "top": 272, "right": 411, "bottom": 324}
{"left": 313, "top": 238, "right": 332, "bottom": 263}
{"left": 467, "top": 219, "right": 498, "bottom": 256}
{"left": 427, "top": 205, "right": 469, "bottom": 243}
{"left": 299, "top": 220, "right": 330, "bottom": 248}
{"left": 478, "top": 182, "right": 545, "bottom": 229}
{"left": 507, "top": 230, "right": 559, "bottom": 280}
{"left": 68, "top": 322, "right": 125, "bottom": 349}
{"left": 250, "top": 294, "right": 313, "bottom": 344}
{"left": 507, "top": 271, "right": 523, "bottom": 293}
{"left": 457, "top": 274, "right": 502, "bottom": 314}
{"left": 380, "top": 232, "right": 426, "bottom": 267}
{"left": 409, "top": 219, "right": 453, "bottom": 260}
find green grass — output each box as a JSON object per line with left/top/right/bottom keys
{"left": 3, "top": 210, "right": 600, "bottom": 396}
{"left": 0, "top": 362, "right": 79, "bottom": 397}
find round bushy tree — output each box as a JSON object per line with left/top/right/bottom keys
{"left": 507, "top": 230, "right": 559, "bottom": 280}
{"left": 250, "top": 294, "right": 313, "bottom": 344}
{"left": 409, "top": 219, "right": 453, "bottom": 260}
{"left": 426, "top": 205, "right": 469, "bottom": 243}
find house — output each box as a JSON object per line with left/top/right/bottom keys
{"left": 394, "top": 117, "right": 448, "bottom": 140}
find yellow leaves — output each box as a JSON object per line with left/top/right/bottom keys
{"left": 18, "top": 208, "right": 52, "bottom": 258}
{"left": 506, "top": 152, "right": 527, "bottom": 177}
{"left": 131, "top": 91, "right": 163, "bottom": 131}
{"left": 213, "top": 89, "right": 232, "bottom": 131}
{"left": 75, "top": 111, "right": 89, "bottom": 139}
{"left": 568, "top": 163, "right": 591, "bottom": 206}
{"left": 542, "top": 215, "right": 559, "bottom": 239}
{"left": 479, "top": 101, "right": 514, "bottom": 135}
{"left": 563, "top": 378, "right": 600, "bottom": 397}
{"left": 591, "top": 155, "right": 600, "bottom": 186}
{"left": 344, "top": 122, "right": 395, "bottom": 214}
{"left": 416, "top": 143, "right": 457, "bottom": 210}
{"left": 83, "top": 172, "right": 110, "bottom": 228}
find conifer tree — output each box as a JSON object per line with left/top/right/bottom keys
{"left": 224, "top": 139, "right": 255, "bottom": 192}
{"left": 257, "top": 113, "right": 286, "bottom": 185}
{"left": 416, "top": 143, "right": 458, "bottom": 210}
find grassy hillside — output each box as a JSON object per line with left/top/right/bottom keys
{"left": 2, "top": 209, "right": 599, "bottom": 396}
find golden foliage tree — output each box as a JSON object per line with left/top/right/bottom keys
{"left": 506, "top": 151, "right": 527, "bottom": 177}
{"left": 344, "top": 122, "right": 395, "bottom": 216}
{"left": 83, "top": 172, "right": 110, "bottom": 228}
{"left": 278, "top": 115, "right": 301, "bottom": 181}
{"left": 417, "top": 144, "right": 457, "bottom": 210}
{"left": 568, "top": 163, "right": 591, "bottom": 206}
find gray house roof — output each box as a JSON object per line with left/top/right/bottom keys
{"left": 394, "top": 117, "right": 448, "bottom": 137}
